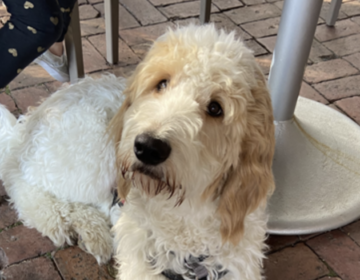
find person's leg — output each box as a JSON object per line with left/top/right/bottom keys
{"left": 32, "top": 0, "right": 78, "bottom": 83}
{"left": 49, "top": 42, "right": 65, "bottom": 57}
{"left": 56, "top": 0, "right": 78, "bottom": 43}
{"left": 0, "top": 0, "right": 63, "bottom": 88}
{"left": 44, "top": 0, "right": 77, "bottom": 57}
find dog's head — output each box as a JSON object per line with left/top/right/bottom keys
{"left": 110, "top": 24, "right": 275, "bottom": 244}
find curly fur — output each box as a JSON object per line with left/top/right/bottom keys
{"left": 110, "top": 24, "right": 275, "bottom": 280}
{"left": 0, "top": 75, "right": 126, "bottom": 263}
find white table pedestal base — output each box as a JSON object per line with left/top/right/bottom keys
{"left": 267, "top": 97, "right": 360, "bottom": 235}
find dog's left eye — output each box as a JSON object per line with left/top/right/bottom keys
{"left": 156, "top": 80, "right": 168, "bottom": 91}
{"left": 207, "top": 101, "right": 223, "bottom": 117}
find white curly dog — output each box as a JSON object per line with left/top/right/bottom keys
{"left": 0, "top": 24, "right": 275, "bottom": 279}
{"left": 0, "top": 76, "right": 125, "bottom": 264}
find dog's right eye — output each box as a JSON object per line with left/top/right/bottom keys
{"left": 207, "top": 101, "right": 223, "bottom": 117}
{"left": 156, "top": 80, "right": 168, "bottom": 91}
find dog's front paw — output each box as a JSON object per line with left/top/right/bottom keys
{"left": 70, "top": 203, "right": 114, "bottom": 264}
{"left": 77, "top": 230, "right": 113, "bottom": 264}
{"left": 32, "top": 220, "right": 74, "bottom": 248}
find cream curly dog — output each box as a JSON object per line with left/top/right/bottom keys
{"left": 110, "top": 24, "right": 275, "bottom": 280}
{"left": 0, "top": 24, "right": 274, "bottom": 278}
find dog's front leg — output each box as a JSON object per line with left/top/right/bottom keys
{"left": 69, "top": 202, "right": 113, "bottom": 264}
{"left": 116, "top": 246, "right": 168, "bottom": 280}
{"left": 114, "top": 215, "right": 167, "bottom": 280}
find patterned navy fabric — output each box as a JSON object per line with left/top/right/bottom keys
{"left": 0, "top": 0, "right": 77, "bottom": 88}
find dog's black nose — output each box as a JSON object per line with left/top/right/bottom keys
{"left": 134, "top": 133, "right": 171, "bottom": 166}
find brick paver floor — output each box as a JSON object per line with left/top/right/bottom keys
{"left": 1, "top": 0, "right": 360, "bottom": 279}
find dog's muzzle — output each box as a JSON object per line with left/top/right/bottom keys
{"left": 134, "top": 133, "right": 171, "bottom": 166}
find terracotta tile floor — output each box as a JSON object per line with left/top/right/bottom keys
{"left": 1, "top": 0, "right": 360, "bottom": 279}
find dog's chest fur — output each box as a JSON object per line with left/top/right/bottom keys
{"left": 116, "top": 189, "right": 268, "bottom": 279}
{"left": 126, "top": 189, "right": 221, "bottom": 249}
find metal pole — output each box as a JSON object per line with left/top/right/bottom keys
{"left": 105, "top": 0, "right": 119, "bottom": 64}
{"left": 65, "top": 2, "right": 85, "bottom": 83}
{"left": 268, "top": 0, "right": 323, "bottom": 121}
{"left": 200, "top": 0, "right": 211, "bottom": 24}
{"left": 326, "top": 0, "right": 342, "bottom": 27}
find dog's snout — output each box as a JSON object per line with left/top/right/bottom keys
{"left": 134, "top": 133, "right": 171, "bottom": 166}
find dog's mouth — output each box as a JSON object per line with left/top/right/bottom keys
{"left": 131, "top": 162, "right": 164, "bottom": 181}
{"left": 121, "top": 162, "right": 184, "bottom": 204}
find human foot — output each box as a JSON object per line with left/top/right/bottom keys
{"left": 35, "top": 46, "right": 70, "bottom": 82}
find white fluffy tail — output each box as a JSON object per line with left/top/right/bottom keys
{"left": 0, "top": 104, "right": 17, "bottom": 171}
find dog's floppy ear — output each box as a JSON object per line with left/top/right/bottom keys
{"left": 218, "top": 66, "right": 275, "bottom": 245}
{"left": 108, "top": 72, "right": 140, "bottom": 199}
{"left": 108, "top": 94, "right": 132, "bottom": 199}
{"left": 109, "top": 58, "right": 154, "bottom": 199}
